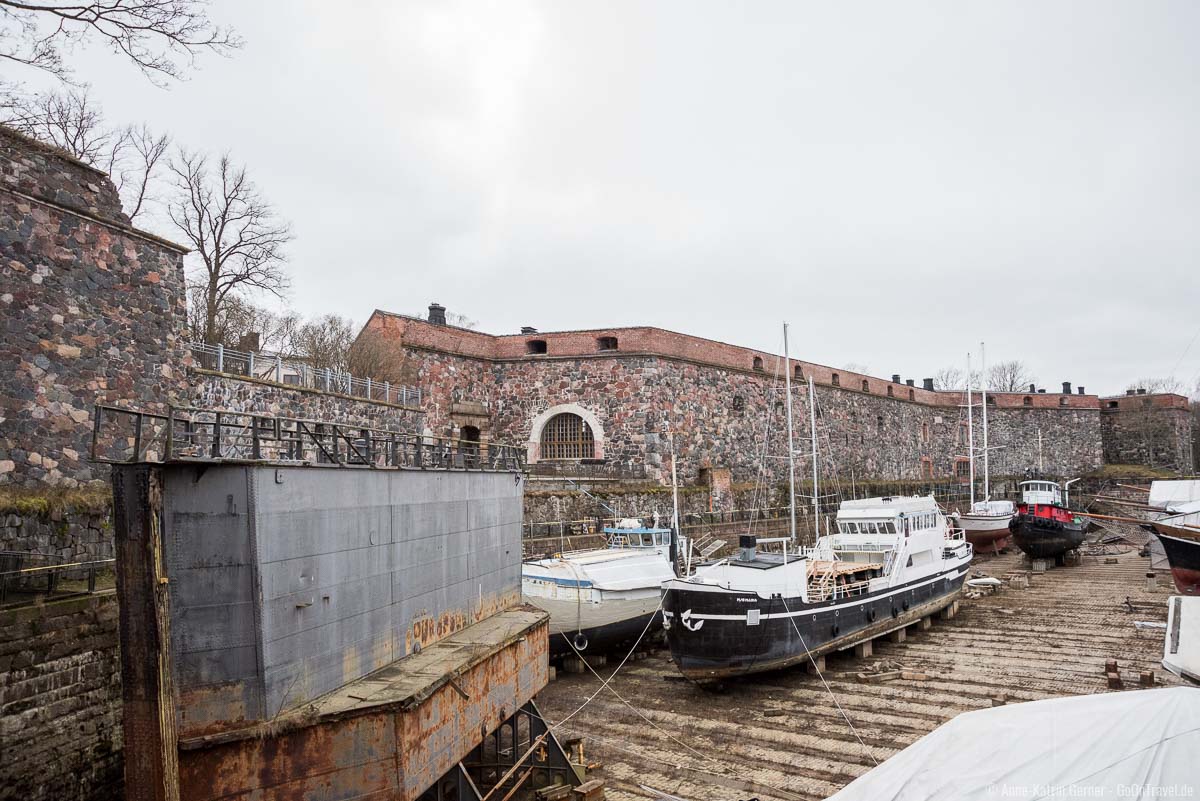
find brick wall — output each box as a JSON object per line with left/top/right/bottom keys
{"left": 0, "top": 126, "right": 189, "bottom": 488}
{"left": 0, "top": 592, "right": 122, "bottom": 801}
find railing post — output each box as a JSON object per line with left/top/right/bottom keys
{"left": 384, "top": 381, "right": 391, "bottom": 404}
{"left": 216, "top": 343, "right": 224, "bottom": 372}
{"left": 325, "top": 368, "right": 331, "bottom": 392}
{"left": 248, "top": 350, "right": 255, "bottom": 378}
{"left": 164, "top": 406, "right": 174, "bottom": 461}
{"left": 275, "top": 355, "right": 283, "bottom": 383}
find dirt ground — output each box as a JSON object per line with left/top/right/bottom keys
{"left": 535, "top": 547, "right": 1183, "bottom": 801}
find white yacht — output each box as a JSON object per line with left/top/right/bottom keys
{"left": 522, "top": 519, "right": 677, "bottom": 656}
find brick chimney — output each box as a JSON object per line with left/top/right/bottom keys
{"left": 1077, "top": 386, "right": 1085, "bottom": 395}
{"left": 1137, "top": 388, "right": 1147, "bottom": 395}
{"left": 892, "top": 374, "right": 901, "bottom": 384}
{"left": 1126, "top": 389, "right": 1135, "bottom": 395}
{"left": 922, "top": 378, "right": 934, "bottom": 391}
{"left": 1062, "top": 381, "right": 1072, "bottom": 394}
{"left": 428, "top": 303, "right": 447, "bottom": 325}
{"left": 906, "top": 379, "right": 915, "bottom": 387}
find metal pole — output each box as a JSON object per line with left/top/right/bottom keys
{"left": 783, "top": 322, "right": 797, "bottom": 543}
{"left": 980, "top": 341, "right": 990, "bottom": 501}
{"left": 808, "top": 375, "right": 819, "bottom": 539}
{"left": 275, "top": 355, "right": 283, "bottom": 383}
{"left": 966, "top": 352, "right": 975, "bottom": 507}
{"left": 248, "top": 350, "right": 255, "bottom": 377}
{"left": 216, "top": 343, "right": 224, "bottom": 372}
{"left": 670, "top": 430, "right": 682, "bottom": 574}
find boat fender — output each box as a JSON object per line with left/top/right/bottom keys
{"left": 891, "top": 607, "right": 899, "bottom": 618}
{"left": 902, "top": 599, "right": 910, "bottom": 611}
{"left": 573, "top": 632, "right": 588, "bottom": 651}
{"left": 831, "top": 624, "right": 840, "bottom": 636}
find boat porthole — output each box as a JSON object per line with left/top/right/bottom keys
{"left": 573, "top": 632, "right": 588, "bottom": 651}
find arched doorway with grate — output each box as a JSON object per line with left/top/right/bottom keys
{"left": 527, "top": 404, "right": 605, "bottom": 464}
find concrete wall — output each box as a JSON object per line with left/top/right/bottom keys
{"left": 162, "top": 463, "right": 524, "bottom": 736}
{"left": 0, "top": 592, "right": 122, "bottom": 801}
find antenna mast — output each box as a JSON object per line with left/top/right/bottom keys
{"left": 980, "top": 341, "right": 990, "bottom": 501}
{"left": 783, "top": 322, "right": 797, "bottom": 543}
{"left": 966, "top": 352, "right": 975, "bottom": 507}
{"left": 808, "top": 375, "right": 819, "bottom": 538}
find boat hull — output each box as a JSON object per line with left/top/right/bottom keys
{"left": 524, "top": 592, "right": 663, "bottom": 656}
{"left": 661, "top": 565, "right": 969, "bottom": 681}
{"left": 1009, "top": 514, "right": 1086, "bottom": 561}
{"left": 1153, "top": 527, "right": 1200, "bottom": 596}
{"left": 956, "top": 513, "right": 1013, "bottom": 549}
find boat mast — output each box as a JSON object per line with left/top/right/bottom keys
{"left": 980, "top": 341, "right": 990, "bottom": 501}
{"left": 808, "top": 375, "right": 819, "bottom": 538}
{"left": 783, "top": 322, "right": 797, "bottom": 543}
{"left": 966, "top": 352, "right": 975, "bottom": 507}
{"left": 670, "top": 430, "right": 682, "bottom": 574}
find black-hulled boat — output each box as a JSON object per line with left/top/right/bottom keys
{"left": 1153, "top": 517, "right": 1200, "bottom": 596}
{"left": 661, "top": 495, "right": 973, "bottom": 683}
{"left": 1009, "top": 480, "right": 1086, "bottom": 564}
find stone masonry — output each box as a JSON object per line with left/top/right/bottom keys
{"left": 0, "top": 127, "right": 189, "bottom": 488}
{"left": 359, "top": 307, "right": 1177, "bottom": 486}
{"left": 1101, "top": 392, "right": 1195, "bottom": 473}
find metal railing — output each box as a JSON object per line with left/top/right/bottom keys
{"left": 91, "top": 405, "right": 525, "bottom": 472}
{"left": 189, "top": 342, "right": 421, "bottom": 406}
{"left": 526, "top": 460, "right": 648, "bottom": 480}
{"left": 0, "top": 552, "right": 114, "bottom": 605}
{"left": 521, "top": 507, "right": 792, "bottom": 540}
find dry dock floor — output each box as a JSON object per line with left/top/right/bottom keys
{"left": 536, "top": 548, "right": 1184, "bottom": 801}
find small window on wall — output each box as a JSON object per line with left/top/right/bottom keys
{"left": 921, "top": 422, "right": 930, "bottom": 443}
{"left": 955, "top": 459, "right": 970, "bottom": 480}
{"left": 752, "top": 357, "right": 764, "bottom": 372}
{"left": 597, "top": 336, "right": 618, "bottom": 351}
{"left": 527, "top": 339, "right": 547, "bottom": 354}
{"left": 1107, "top": 401, "right": 1119, "bottom": 409}
{"left": 1059, "top": 397, "right": 1068, "bottom": 407}
{"left": 832, "top": 373, "right": 840, "bottom": 387}
{"left": 908, "top": 389, "right": 915, "bottom": 401}
{"left": 887, "top": 386, "right": 894, "bottom": 397}
{"left": 732, "top": 395, "right": 745, "bottom": 412}
{"left": 861, "top": 380, "right": 870, "bottom": 392}
{"left": 794, "top": 364, "right": 803, "bottom": 380}
{"left": 1024, "top": 396, "right": 1033, "bottom": 406}
{"left": 877, "top": 415, "right": 884, "bottom": 430}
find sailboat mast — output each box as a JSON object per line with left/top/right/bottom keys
{"left": 783, "top": 322, "right": 797, "bottom": 543}
{"left": 966, "top": 352, "right": 975, "bottom": 507}
{"left": 670, "top": 430, "right": 682, "bottom": 575}
{"left": 980, "top": 341, "right": 990, "bottom": 501}
{"left": 808, "top": 375, "right": 819, "bottom": 538}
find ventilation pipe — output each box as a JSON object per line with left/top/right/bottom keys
{"left": 737, "top": 535, "right": 757, "bottom": 562}
{"left": 1062, "top": 382, "right": 1072, "bottom": 394}
{"left": 922, "top": 378, "right": 935, "bottom": 391}
{"left": 892, "top": 374, "right": 901, "bottom": 384}
{"left": 428, "top": 303, "right": 447, "bottom": 325}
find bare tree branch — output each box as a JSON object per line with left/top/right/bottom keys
{"left": 168, "top": 147, "right": 292, "bottom": 345}
{"left": 987, "top": 360, "right": 1037, "bottom": 393}
{"left": 0, "top": 0, "right": 241, "bottom": 85}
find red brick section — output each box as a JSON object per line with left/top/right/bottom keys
{"left": 364, "top": 310, "right": 1101, "bottom": 410}
{"left": 1099, "top": 393, "right": 1191, "bottom": 412}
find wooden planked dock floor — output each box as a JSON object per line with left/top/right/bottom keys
{"left": 536, "top": 548, "right": 1184, "bottom": 801}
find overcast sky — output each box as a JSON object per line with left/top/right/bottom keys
{"left": 42, "top": 1, "right": 1200, "bottom": 395}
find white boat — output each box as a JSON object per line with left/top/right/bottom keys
{"left": 953, "top": 344, "right": 1016, "bottom": 549}
{"left": 522, "top": 519, "right": 677, "bottom": 656}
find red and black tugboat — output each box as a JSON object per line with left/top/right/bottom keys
{"left": 1009, "top": 480, "right": 1086, "bottom": 565}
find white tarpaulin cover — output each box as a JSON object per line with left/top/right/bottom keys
{"left": 827, "top": 688, "right": 1200, "bottom": 801}
{"left": 1149, "top": 480, "right": 1200, "bottom": 511}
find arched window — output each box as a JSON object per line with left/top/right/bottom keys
{"left": 539, "top": 413, "right": 595, "bottom": 460}
{"left": 887, "top": 386, "right": 894, "bottom": 397}
{"left": 861, "top": 379, "right": 870, "bottom": 392}
{"left": 1023, "top": 396, "right": 1033, "bottom": 406}
{"left": 597, "top": 336, "right": 618, "bottom": 351}
{"left": 752, "top": 356, "right": 764, "bottom": 371}
{"left": 832, "top": 373, "right": 840, "bottom": 387}
{"left": 794, "top": 364, "right": 803, "bottom": 380}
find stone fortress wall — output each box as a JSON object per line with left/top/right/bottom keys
{"left": 362, "top": 307, "right": 1193, "bottom": 487}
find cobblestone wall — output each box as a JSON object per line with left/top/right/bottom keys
{"left": 0, "top": 127, "right": 188, "bottom": 488}
{"left": 1101, "top": 394, "right": 1195, "bottom": 473}
{"left": 1, "top": 507, "right": 113, "bottom": 563}
{"left": 0, "top": 592, "right": 122, "bottom": 801}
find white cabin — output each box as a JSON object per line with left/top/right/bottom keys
{"left": 1020, "top": 481, "right": 1062, "bottom": 506}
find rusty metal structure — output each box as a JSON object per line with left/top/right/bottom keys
{"left": 103, "top": 406, "right": 584, "bottom": 801}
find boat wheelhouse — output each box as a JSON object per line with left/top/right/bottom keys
{"left": 661, "top": 495, "right": 972, "bottom": 682}
{"left": 522, "top": 518, "right": 676, "bottom": 656}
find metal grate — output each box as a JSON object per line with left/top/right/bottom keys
{"left": 539, "top": 413, "right": 595, "bottom": 460}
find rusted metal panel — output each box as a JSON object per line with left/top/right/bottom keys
{"left": 176, "top": 613, "right": 548, "bottom": 801}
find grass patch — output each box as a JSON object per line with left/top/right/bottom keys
{"left": 0, "top": 485, "right": 112, "bottom": 518}
{"left": 1081, "top": 464, "right": 1179, "bottom": 480}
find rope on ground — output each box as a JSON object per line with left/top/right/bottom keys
{"left": 778, "top": 595, "right": 880, "bottom": 766}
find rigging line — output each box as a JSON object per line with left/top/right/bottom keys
{"left": 548, "top": 592, "right": 666, "bottom": 731}
{"left": 1170, "top": 322, "right": 1200, "bottom": 380}
{"left": 560, "top": 628, "right": 744, "bottom": 769}
{"left": 777, "top": 594, "right": 880, "bottom": 767}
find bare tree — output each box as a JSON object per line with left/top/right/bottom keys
{"left": 287, "top": 315, "right": 355, "bottom": 373}
{"left": 841, "top": 362, "right": 869, "bottom": 374}
{"left": 932, "top": 367, "right": 963, "bottom": 390}
{"left": 987, "top": 360, "right": 1036, "bottom": 392}
{"left": 3, "top": 87, "right": 170, "bottom": 221}
{"left": 0, "top": 0, "right": 240, "bottom": 84}
{"left": 184, "top": 288, "right": 298, "bottom": 351}
{"left": 168, "top": 149, "right": 293, "bottom": 345}
{"left": 348, "top": 327, "right": 415, "bottom": 386}
{"left": 1125, "top": 377, "right": 1186, "bottom": 395}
